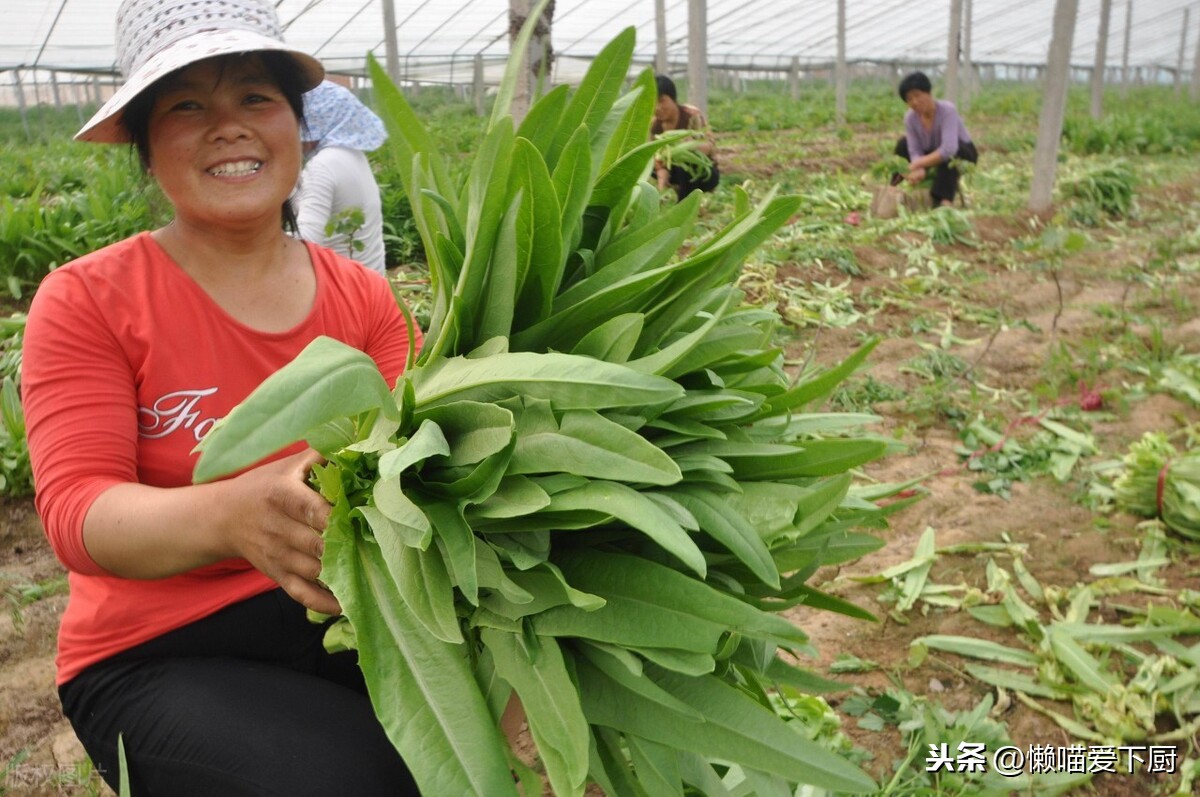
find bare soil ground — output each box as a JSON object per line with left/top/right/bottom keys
{"left": 2, "top": 143, "right": 1198, "bottom": 795}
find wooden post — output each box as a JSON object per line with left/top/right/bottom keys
{"left": 380, "top": 0, "right": 401, "bottom": 86}
{"left": 1176, "top": 9, "right": 1190, "bottom": 96}
{"left": 1192, "top": 9, "right": 1200, "bottom": 101}
{"left": 687, "top": 0, "right": 708, "bottom": 113}
{"left": 655, "top": 0, "right": 668, "bottom": 74}
{"left": 789, "top": 56, "right": 800, "bottom": 101}
{"left": 1090, "top": 0, "right": 1111, "bottom": 119}
{"left": 1120, "top": 0, "right": 1132, "bottom": 96}
{"left": 1029, "top": 0, "right": 1078, "bottom": 213}
{"left": 946, "top": 0, "right": 962, "bottom": 104}
{"left": 835, "top": 0, "right": 846, "bottom": 125}
{"left": 473, "top": 53, "right": 485, "bottom": 116}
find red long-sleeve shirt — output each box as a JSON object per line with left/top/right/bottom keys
{"left": 22, "top": 232, "right": 419, "bottom": 684}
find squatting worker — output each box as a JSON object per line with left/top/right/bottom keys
{"left": 894, "top": 70, "right": 978, "bottom": 207}
{"left": 21, "top": 0, "right": 423, "bottom": 793}
{"left": 295, "top": 80, "right": 389, "bottom": 276}
{"left": 650, "top": 74, "right": 720, "bottom": 201}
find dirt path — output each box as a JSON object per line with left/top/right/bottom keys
{"left": 779, "top": 173, "right": 1200, "bottom": 794}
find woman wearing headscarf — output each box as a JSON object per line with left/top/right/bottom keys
{"left": 21, "top": 0, "right": 420, "bottom": 792}
{"left": 295, "top": 80, "right": 390, "bottom": 275}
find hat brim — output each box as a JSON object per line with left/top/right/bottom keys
{"left": 76, "top": 29, "right": 324, "bottom": 144}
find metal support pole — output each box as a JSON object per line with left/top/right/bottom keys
{"left": 13, "top": 70, "right": 30, "bottom": 139}
{"left": 381, "top": 0, "right": 401, "bottom": 86}
{"left": 1177, "top": 9, "right": 1190, "bottom": 96}
{"left": 50, "top": 71, "right": 62, "bottom": 109}
{"left": 962, "top": 0, "right": 974, "bottom": 106}
{"left": 655, "top": 0, "right": 668, "bottom": 74}
{"left": 1030, "top": 0, "right": 1078, "bottom": 213}
{"left": 473, "top": 53, "right": 485, "bottom": 116}
{"left": 946, "top": 0, "right": 962, "bottom": 104}
{"left": 835, "top": 0, "right": 846, "bottom": 125}
{"left": 1192, "top": 9, "right": 1200, "bottom": 101}
{"left": 687, "top": 0, "right": 708, "bottom": 113}
{"left": 1120, "top": 0, "right": 1132, "bottom": 96}
{"left": 1090, "top": 0, "right": 1112, "bottom": 119}
{"left": 789, "top": 56, "right": 800, "bottom": 101}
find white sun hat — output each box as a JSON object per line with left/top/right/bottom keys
{"left": 76, "top": 0, "right": 325, "bottom": 144}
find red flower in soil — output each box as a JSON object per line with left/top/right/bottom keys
{"left": 1078, "top": 381, "right": 1103, "bottom": 411}
{"left": 845, "top": 211, "right": 861, "bottom": 226}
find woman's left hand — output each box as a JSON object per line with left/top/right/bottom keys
{"left": 907, "top": 166, "right": 927, "bottom": 184}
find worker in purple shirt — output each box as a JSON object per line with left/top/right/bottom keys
{"left": 894, "top": 71, "right": 978, "bottom": 207}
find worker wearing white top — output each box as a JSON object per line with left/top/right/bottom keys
{"left": 295, "top": 80, "right": 389, "bottom": 275}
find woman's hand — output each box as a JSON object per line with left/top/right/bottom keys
{"left": 224, "top": 450, "right": 340, "bottom": 615}
{"left": 906, "top": 166, "right": 927, "bottom": 184}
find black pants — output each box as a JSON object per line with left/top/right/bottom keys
{"left": 895, "top": 137, "right": 979, "bottom": 204}
{"left": 669, "top": 162, "right": 720, "bottom": 201}
{"left": 59, "top": 588, "right": 417, "bottom": 796}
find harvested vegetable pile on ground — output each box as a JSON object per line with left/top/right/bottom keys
{"left": 194, "top": 19, "right": 905, "bottom": 797}
{"left": 1114, "top": 431, "right": 1200, "bottom": 540}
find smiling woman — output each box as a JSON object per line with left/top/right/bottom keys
{"left": 18, "top": 0, "right": 423, "bottom": 794}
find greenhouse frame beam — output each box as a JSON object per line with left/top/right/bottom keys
{"left": 312, "top": 0, "right": 375, "bottom": 59}
{"left": 30, "top": 0, "right": 70, "bottom": 70}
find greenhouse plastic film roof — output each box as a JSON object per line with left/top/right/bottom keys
{"left": 4, "top": 0, "right": 1199, "bottom": 80}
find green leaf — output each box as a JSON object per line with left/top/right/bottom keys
{"left": 357, "top": 498, "right": 431, "bottom": 550}
{"left": 754, "top": 338, "right": 880, "bottom": 418}
{"left": 378, "top": 418, "right": 451, "bottom": 479}
{"left": 321, "top": 509, "right": 517, "bottom": 797}
{"left": 193, "top": 337, "right": 396, "bottom": 483}
{"left": 516, "top": 82, "right": 570, "bottom": 156}
{"left": 414, "top": 401, "right": 514, "bottom": 467}
{"left": 482, "top": 629, "right": 590, "bottom": 797}
{"left": 510, "top": 409, "right": 682, "bottom": 485}
{"left": 571, "top": 313, "right": 645, "bottom": 363}
{"left": 964, "top": 664, "right": 1072, "bottom": 700}
{"left": 627, "top": 735, "right": 684, "bottom": 797}
{"left": 672, "top": 438, "right": 888, "bottom": 481}
{"left": 545, "top": 27, "right": 636, "bottom": 169}
{"left": 576, "top": 642, "right": 705, "bottom": 721}
{"left": 411, "top": 351, "right": 683, "bottom": 411}
{"left": 1047, "top": 627, "right": 1118, "bottom": 692}
{"left": 381, "top": 528, "right": 462, "bottom": 643}
{"left": 367, "top": 55, "right": 455, "bottom": 204}
{"left": 510, "top": 137, "right": 564, "bottom": 326}
{"left": 576, "top": 661, "right": 876, "bottom": 793}
{"left": 537, "top": 551, "right": 808, "bottom": 650}
{"left": 546, "top": 480, "right": 706, "bottom": 576}
{"left": 552, "top": 124, "right": 593, "bottom": 256}
{"left": 422, "top": 501, "right": 479, "bottom": 605}
{"left": 665, "top": 486, "right": 779, "bottom": 588}
{"left": 474, "top": 190, "right": 522, "bottom": 344}
{"left": 599, "top": 69, "right": 658, "bottom": 175}
{"left": 466, "top": 475, "right": 552, "bottom": 519}
{"left": 911, "top": 635, "right": 1040, "bottom": 667}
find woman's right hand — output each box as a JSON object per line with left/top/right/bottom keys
{"left": 223, "top": 449, "right": 340, "bottom": 615}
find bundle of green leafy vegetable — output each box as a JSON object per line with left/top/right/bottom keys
{"left": 195, "top": 15, "right": 905, "bottom": 796}
{"left": 656, "top": 129, "right": 715, "bottom": 182}
{"left": 1113, "top": 431, "right": 1200, "bottom": 540}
